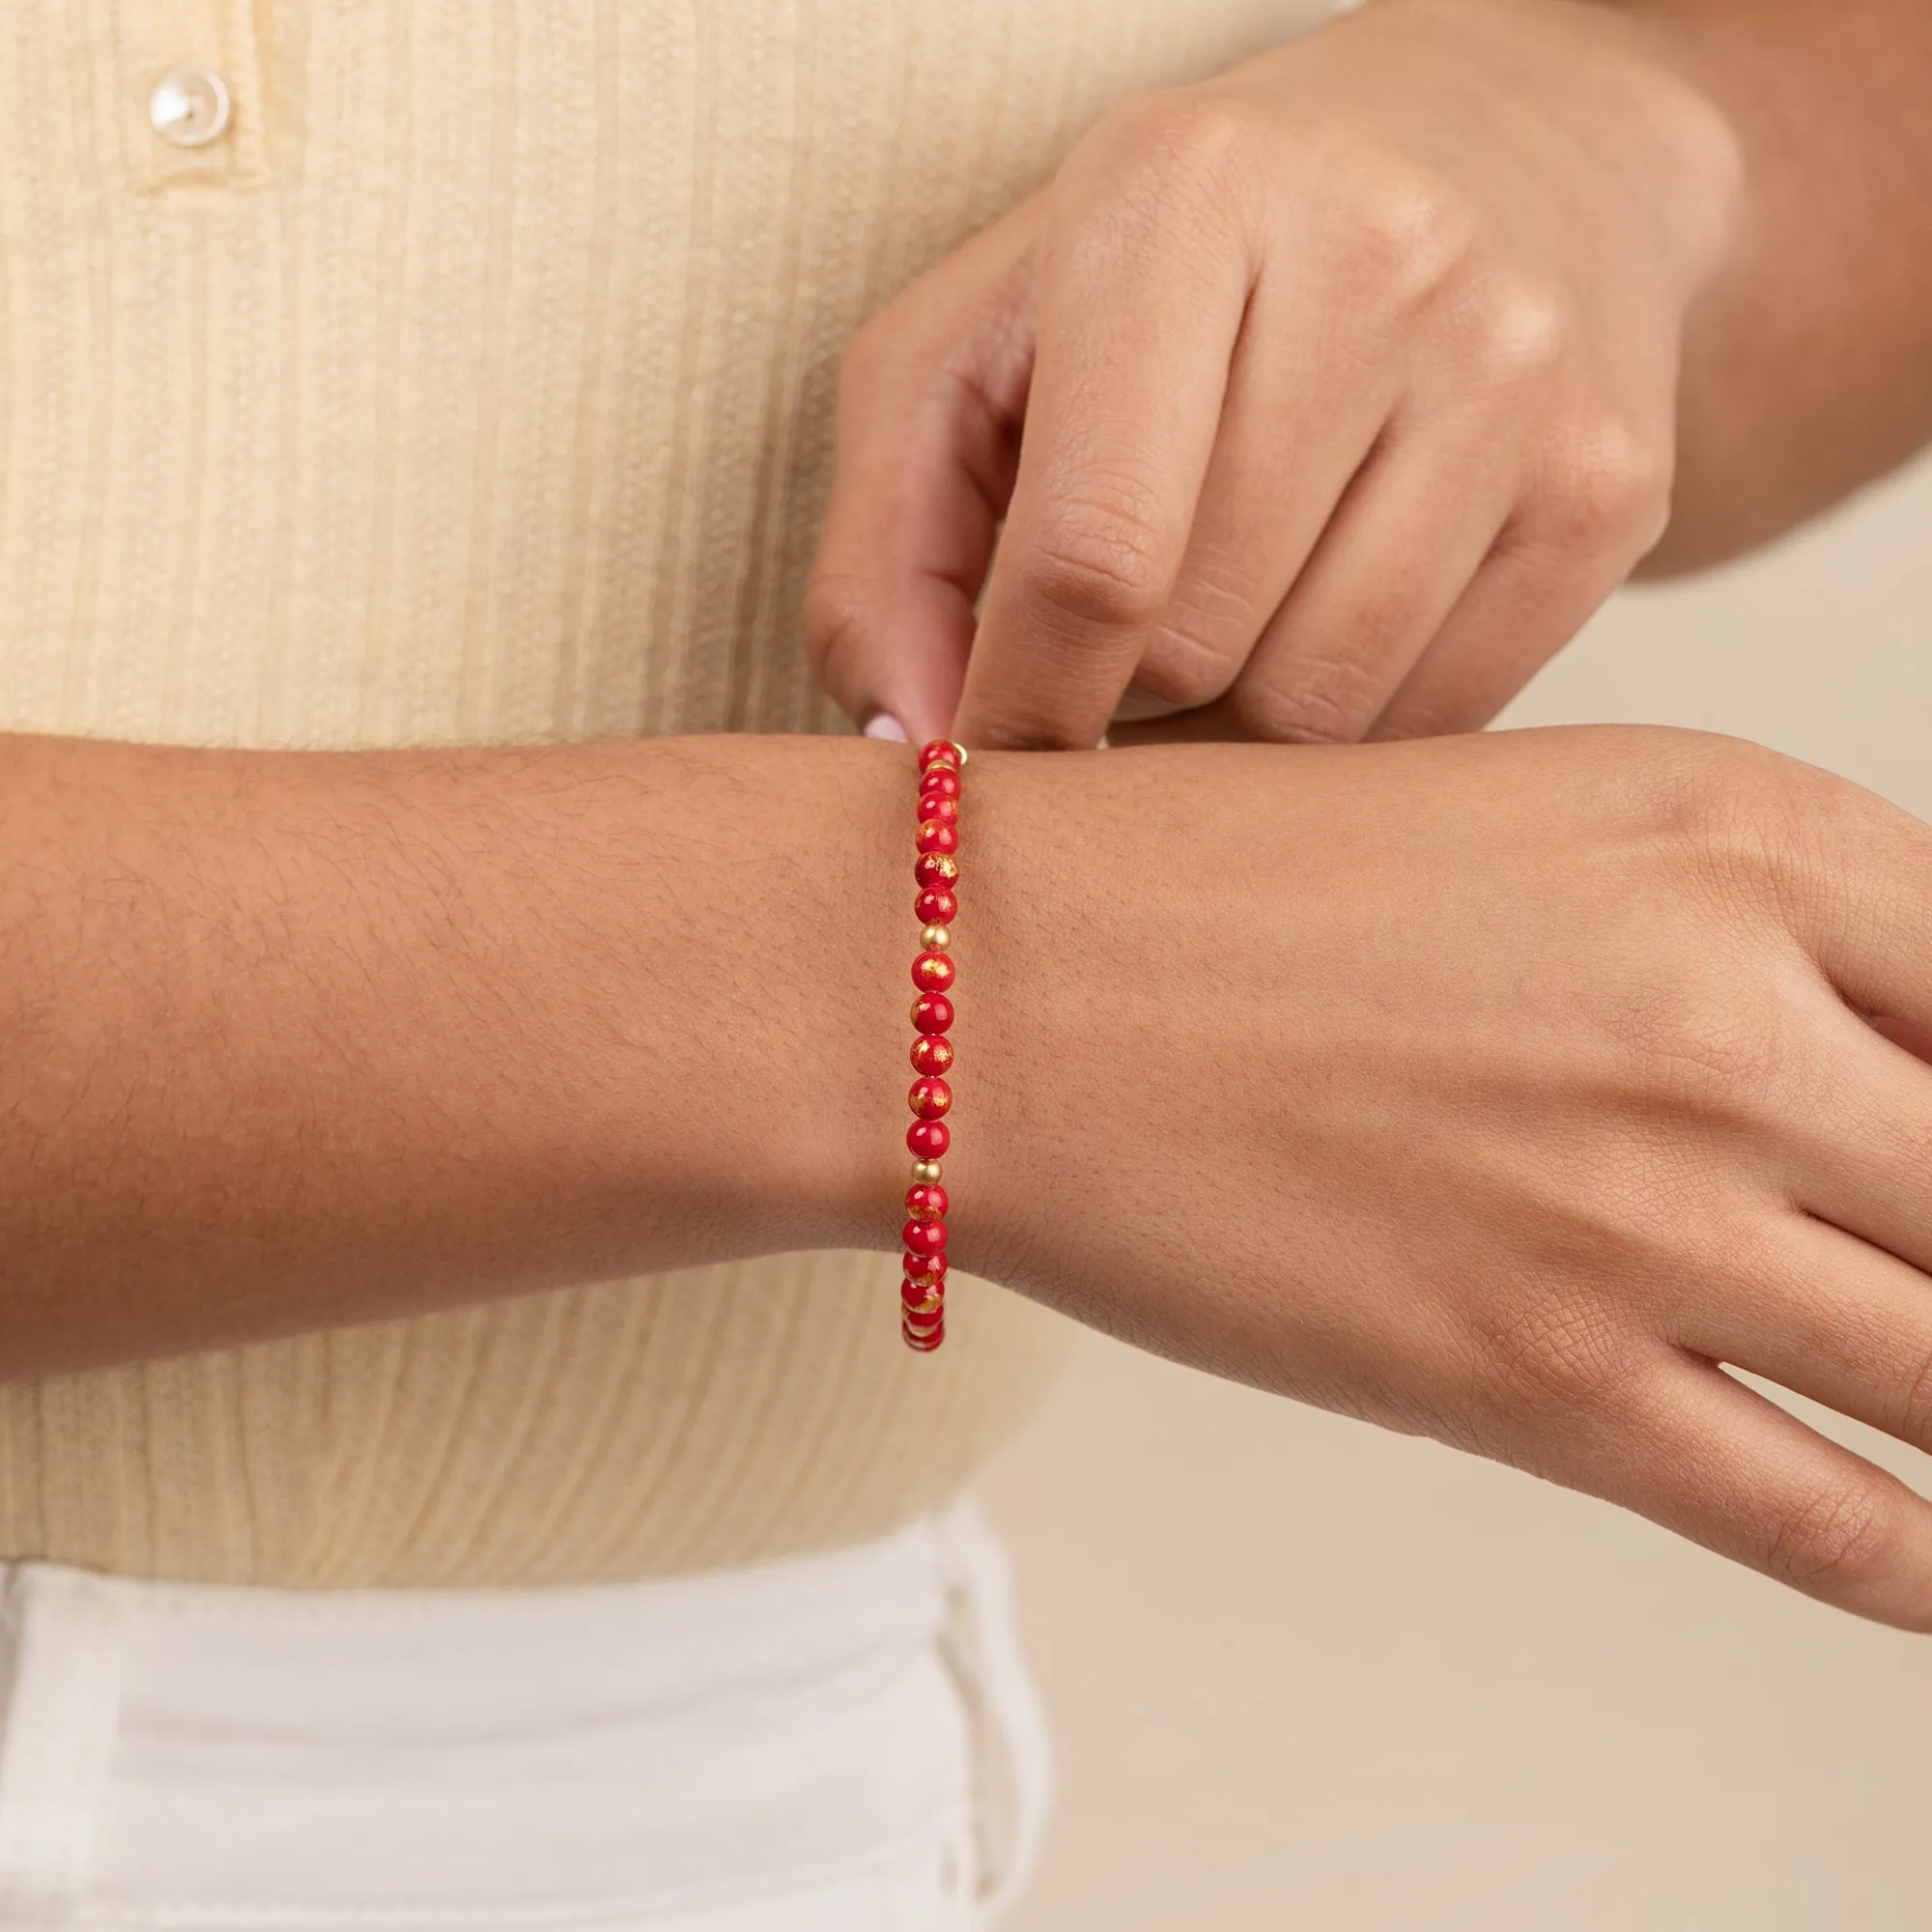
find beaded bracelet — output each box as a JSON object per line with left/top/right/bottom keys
{"left": 902, "top": 737, "right": 966, "bottom": 1352}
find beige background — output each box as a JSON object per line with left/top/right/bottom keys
{"left": 981, "top": 450, "right": 1932, "bottom": 1930}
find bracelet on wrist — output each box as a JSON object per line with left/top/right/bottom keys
{"left": 901, "top": 738, "right": 966, "bottom": 1352}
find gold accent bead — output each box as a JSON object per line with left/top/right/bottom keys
{"left": 911, "top": 1158, "right": 942, "bottom": 1184}
{"left": 919, "top": 923, "right": 951, "bottom": 952}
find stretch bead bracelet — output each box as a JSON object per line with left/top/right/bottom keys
{"left": 903, "top": 737, "right": 965, "bottom": 1352}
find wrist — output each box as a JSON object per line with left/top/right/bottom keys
{"left": 1365, "top": 0, "right": 1745, "bottom": 280}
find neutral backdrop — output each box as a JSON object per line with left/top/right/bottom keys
{"left": 981, "top": 449, "right": 1932, "bottom": 1930}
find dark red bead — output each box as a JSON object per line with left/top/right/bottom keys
{"left": 911, "top": 951, "right": 954, "bottom": 994}
{"left": 902, "top": 1319, "right": 946, "bottom": 1351}
{"left": 915, "top": 888, "right": 957, "bottom": 925}
{"left": 917, "top": 793, "right": 958, "bottom": 828}
{"left": 902, "top": 1250, "right": 948, "bottom": 1286}
{"left": 911, "top": 992, "right": 953, "bottom": 1034}
{"left": 907, "top": 1118, "right": 951, "bottom": 1158}
{"left": 915, "top": 852, "right": 959, "bottom": 890}
{"left": 905, "top": 1182, "right": 949, "bottom": 1221}
{"left": 919, "top": 740, "right": 962, "bottom": 771}
{"left": 902, "top": 1216, "right": 947, "bottom": 1257}
{"left": 919, "top": 767, "right": 960, "bottom": 802}
{"left": 909, "top": 1076, "right": 952, "bottom": 1120}
{"left": 902, "top": 1280, "right": 946, "bottom": 1317}
{"left": 911, "top": 1034, "right": 953, "bottom": 1076}
{"left": 915, "top": 820, "right": 958, "bottom": 856}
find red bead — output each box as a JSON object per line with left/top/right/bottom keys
{"left": 909, "top": 1076, "right": 952, "bottom": 1120}
{"left": 911, "top": 992, "right": 953, "bottom": 1035}
{"left": 911, "top": 1034, "right": 953, "bottom": 1076}
{"left": 902, "top": 1250, "right": 948, "bottom": 1286}
{"left": 903, "top": 1319, "right": 946, "bottom": 1351}
{"left": 902, "top": 1216, "right": 947, "bottom": 1256}
{"left": 914, "top": 888, "right": 956, "bottom": 925}
{"left": 911, "top": 951, "right": 955, "bottom": 994}
{"left": 915, "top": 820, "right": 958, "bottom": 856}
{"left": 907, "top": 1118, "right": 950, "bottom": 1158}
{"left": 915, "top": 852, "right": 958, "bottom": 890}
{"left": 917, "top": 793, "right": 958, "bottom": 828}
{"left": 906, "top": 1182, "right": 949, "bottom": 1221}
{"left": 902, "top": 1280, "right": 945, "bottom": 1317}
{"left": 919, "top": 767, "right": 960, "bottom": 802}
{"left": 919, "top": 740, "right": 962, "bottom": 771}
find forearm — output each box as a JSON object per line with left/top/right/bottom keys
{"left": 1612, "top": 0, "right": 1932, "bottom": 569}
{"left": 0, "top": 731, "right": 908, "bottom": 1378}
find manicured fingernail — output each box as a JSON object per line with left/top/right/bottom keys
{"left": 864, "top": 712, "right": 909, "bottom": 743}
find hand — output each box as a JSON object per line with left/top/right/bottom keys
{"left": 804, "top": 0, "right": 1740, "bottom": 752}
{"left": 936, "top": 727, "right": 1932, "bottom": 1628}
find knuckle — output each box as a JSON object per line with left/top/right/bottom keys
{"left": 1465, "top": 270, "right": 1570, "bottom": 387}
{"left": 1534, "top": 412, "right": 1674, "bottom": 552}
{"left": 1080, "top": 89, "right": 1263, "bottom": 213}
{"left": 1614, "top": 977, "right": 1780, "bottom": 1115}
{"left": 1325, "top": 150, "right": 1479, "bottom": 306}
{"left": 1653, "top": 738, "right": 1837, "bottom": 921}
{"left": 1023, "top": 483, "right": 1173, "bottom": 633}
{"left": 1226, "top": 651, "right": 1385, "bottom": 746}
{"left": 1132, "top": 630, "right": 1235, "bottom": 710}
{"left": 1131, "top": 561, "right": 1262, "bottom": 707}
{"left": 1474, "top": 1293, "right": 1642, "bottom": 1416}
{"left": 1764, "top": 1479, "right": 1894, "bottom": 1595}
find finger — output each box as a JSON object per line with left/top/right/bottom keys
{"left": 1114, "top": 268, "right": 1398, "bottom": 724}
{"left": 1776, "top": 1003, "right": 1932, "bottom": 1282}
{"left": 1673, "top": 1211, "right": 1932, "bottom": 1460}
{"left": 952, "top": 178, "right": 1255, "bottom": 752}
{"left": 1115, "top": 420, "right": 1512, "bottom": 748}
{"left": 1786, "top": 783, "right": 1932, "bottom": 1048}
{"left": 1558, "top": 1354, "right": 1932, "bottom": 1631}
{"left": 801, "top": 197, "right": 1041, "bottom": 746}
{"left": 1369, "top": 424, "right": 1670, "bottom": 740}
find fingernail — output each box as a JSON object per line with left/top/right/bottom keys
{"left": 863, "top": 712, "right": 909, "bottom": 743}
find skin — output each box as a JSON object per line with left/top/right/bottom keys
{"left": 802, "top": 0, "right": 1932, "bottom": 752}
{"left": 5, "top": 0, "right": 1932, "bottom": 1641}
{"left": 5, "top": 727, "right": 1932, "bottom": 1633}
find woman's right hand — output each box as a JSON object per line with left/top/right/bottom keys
{"left": 942, "top": 725, "right": 1932, "bottom": 1629}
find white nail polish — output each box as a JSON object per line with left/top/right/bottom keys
{"left": 864, "top": 712, "right": 909, "bottom": 743}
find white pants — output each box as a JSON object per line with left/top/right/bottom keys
{"left": 0, "top": 1503, "right": 1050, "bottom": 1931}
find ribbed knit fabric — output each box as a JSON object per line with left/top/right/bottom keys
{"left": 0, "top": 0, "right": 1330, "bottom": 1585}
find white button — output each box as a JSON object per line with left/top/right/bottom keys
{"left": 148, "top": 66, "right": 231, "bottom": 149}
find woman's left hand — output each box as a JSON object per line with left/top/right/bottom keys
{"left": 803, "top": 0, "right": 1741, "bottom": 752}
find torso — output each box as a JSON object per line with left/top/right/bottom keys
{"left": 0, "top": 0, "right": 1334, "bottom": 1584}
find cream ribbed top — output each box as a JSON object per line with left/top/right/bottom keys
{"left": 0, "top": 0, "right": 1328, "bottom": 1584}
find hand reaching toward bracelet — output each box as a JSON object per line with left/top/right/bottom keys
{"left": 803, "top": 0, "right": 1741, "bottom": 752}
{"left": 945, "top": 728, "right": 1932, "bottom": 1632}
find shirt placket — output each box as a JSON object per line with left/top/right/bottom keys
{"left": 107, "top": 0, "right": 271, "bottom": 195}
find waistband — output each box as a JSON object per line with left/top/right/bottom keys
{"left": 0, "top": 1503, "right": 1050, "bottom": 1931}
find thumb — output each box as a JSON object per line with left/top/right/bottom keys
{"left": 801, "top": 199, "right": 1042, "bottom": 747}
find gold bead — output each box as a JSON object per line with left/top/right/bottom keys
{"left": 910, "top": 1158, "right": 942, "bottom": 1184}
{"left": 919, "top": 923, "right": 951, "bottom": 952}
